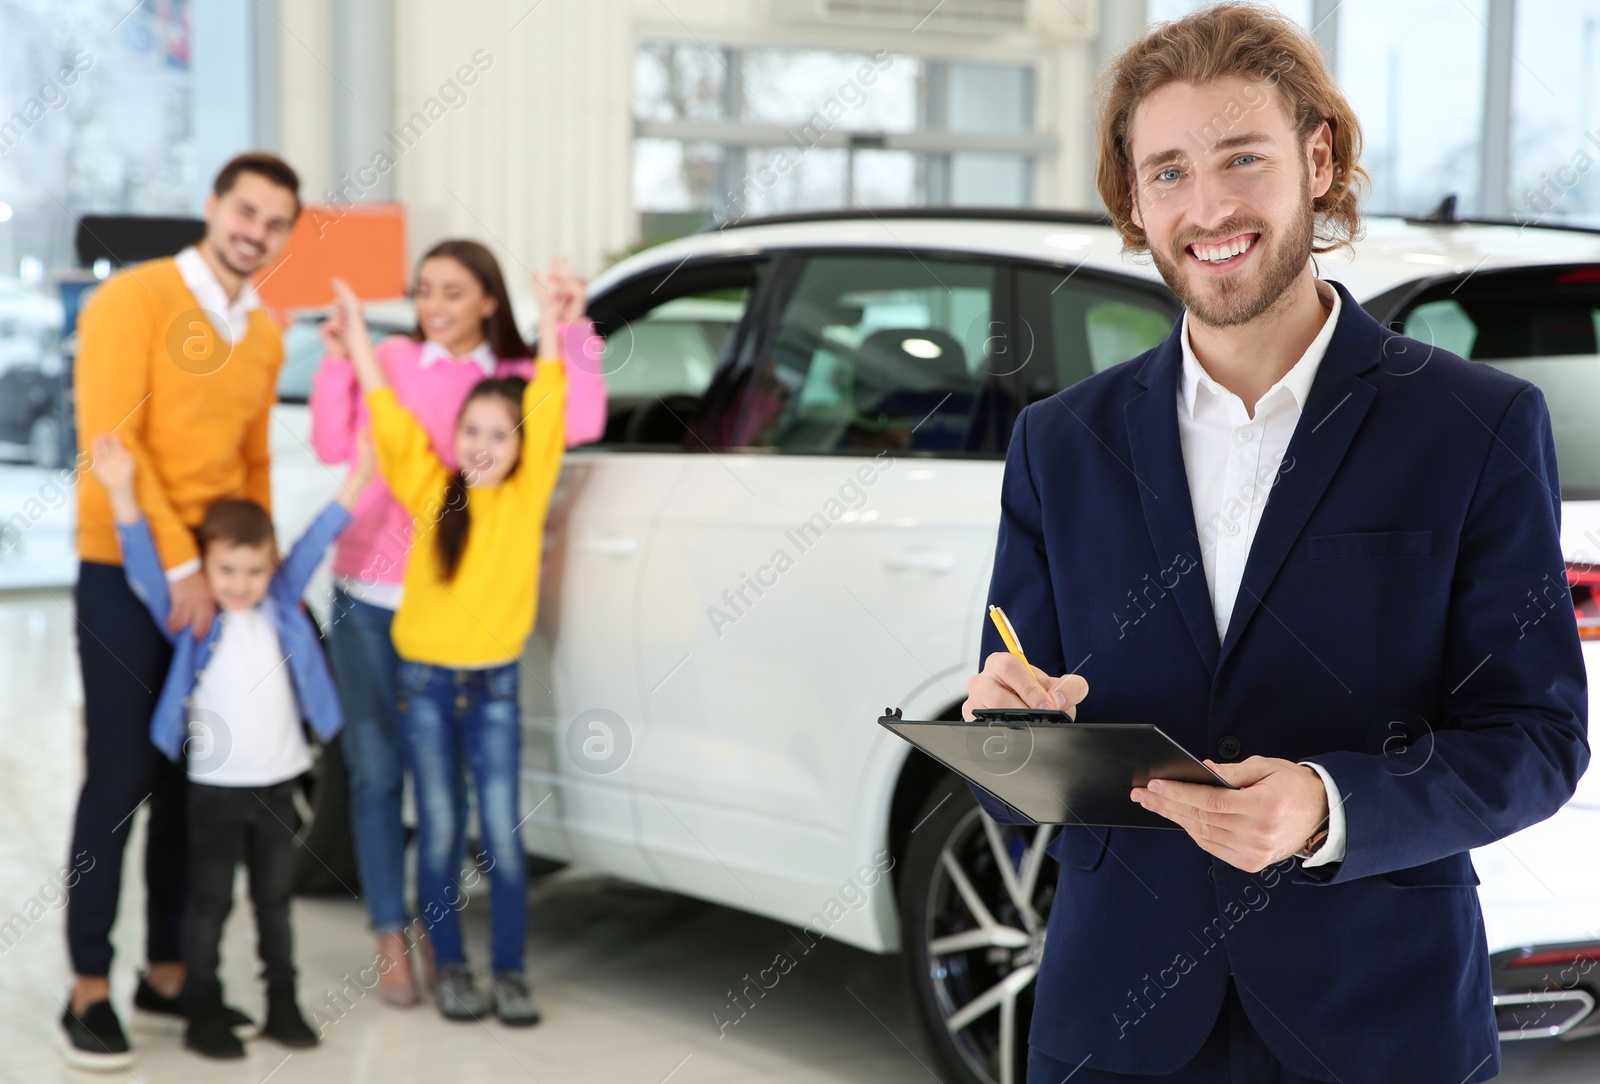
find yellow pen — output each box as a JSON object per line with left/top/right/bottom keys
{"left": 987, "top": 604, "right": 1032, "bottom": 671}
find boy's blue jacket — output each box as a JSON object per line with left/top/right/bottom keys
{"left": 116, "top": 501, "right": 350, "bottom": 761}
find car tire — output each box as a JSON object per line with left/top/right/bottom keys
{"left": 292, "top": 732, "right": 362, "bottom": 896}
{"left": 29, "top": 413, "right": 63, "bottom": 470}
{"left": 899, "top": 773, "right": 1058, "bottom": 1084}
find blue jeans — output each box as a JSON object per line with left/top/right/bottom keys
{"left": 325, "top": 589, "right": 411, "bottom": 934}
{"left": 397, "top": 659, "right": 528, "bottom": 975}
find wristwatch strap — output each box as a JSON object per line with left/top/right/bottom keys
{"left": 1294, "top": 825, "right": 1330, "bottom": 861}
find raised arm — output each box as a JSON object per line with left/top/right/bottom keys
{"left": 547, "top": 257, "right": 607, "bottom": 447}
{"left": 559, "top": 317, "right": 607, "bottom": 447}
{"left": 330, "top": 278, "right": 391, "bottom": 396}
{"left": 310, "top": 359, "right": 360, "bottom": 465}
{"left": 509, "top": 265, "right": 571, "bottom": 504}
{"left": 271, "top": 433, "right": 373, "bottom": 604}
{"left": 309, "top": 302, "right": 371, "bottom": 464}
{"left": 332, "top": 279, "right": 447, "bottom": 514}
{"left": 507, "top": 351, "right": 568, "bottom": 508}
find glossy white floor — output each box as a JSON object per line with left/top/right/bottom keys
{"left": 5, "top": 587, "right": 1600, "bottom": 1084}
{"left": 0, "top": 591, "right": 932, "bottom": 1084}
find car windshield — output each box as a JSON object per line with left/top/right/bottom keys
{"left": 1398, "top": 266, "right": 1600, "bottom": 502}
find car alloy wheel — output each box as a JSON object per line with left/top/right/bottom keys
{"left": 29, "top": 413, "right": 63, "bottom": 469}
{"left": 901, "top": 774, "right": 1056, "bottom": 1084}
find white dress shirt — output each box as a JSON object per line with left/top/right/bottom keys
{"left": 186, "top": 606, "right": 312, "bottom": 787}
{"left": 1174, "top": 279, "right": 1347, "bottom": 867}
{"left": 417, "top": 338, "right": 497, "bottom": 377}
{"left": 175, "top": 245, "right": 261, "bottom": 345}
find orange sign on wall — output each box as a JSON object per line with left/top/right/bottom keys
{"left": 253, "top": 201, "right": 409, "bottom": 320}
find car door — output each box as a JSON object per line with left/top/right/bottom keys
{"left": 1379, "top": 261, "right": 1600, "bottom": 959}
{"left": 629, "top": 249, "right": 1024, "bottom": 924}
{"left": 520, "top": 257, "right": 770, "bottom": 881}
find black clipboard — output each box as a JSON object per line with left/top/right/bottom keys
{"left": 878, "top": 707, "right": 1234, "bottom": 829}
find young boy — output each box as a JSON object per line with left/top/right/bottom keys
{"left": 89, "top": 431, "right": 373, "bottom": 1059}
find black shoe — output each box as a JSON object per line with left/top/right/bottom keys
{"left": 260, "top": 983, "right": 318, "bottom": 1048}
{"left": 59, "top": 999, "right": 133, "bottom": 1071}
{"left": 184, "top": 1006, "right": 246, "bottom": 1060}
{"left": 132, "top": 972, "right": 255, "bottom": 1034}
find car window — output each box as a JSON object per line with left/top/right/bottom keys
{"left": 1398, "top": 266, "right": 1600, "bottom": 500}
{"left": 602, "top": 293, "right": 745, "bottom": 400}
{"left": 733, "top": 253, "right": 1005, "bottom": 454}
{"left": 1015, "top": 268, "right": 1177, "bottom": 400}
{"left": 277, "top": 322, "right": 323, "bottom": 403}
{"left": 587, "top": 259, "right": 764, "bottom": 446}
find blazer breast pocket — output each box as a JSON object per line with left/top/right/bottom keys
{"left": 1306, "top": 530, "right": 1434, "bottom": 561}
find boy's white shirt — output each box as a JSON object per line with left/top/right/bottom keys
{"left": 186, "top": 606, "right": 312, "bottom": 787}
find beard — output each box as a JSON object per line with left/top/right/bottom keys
{"left": 1148, "top": 175, "right": 1314, "bottom": 329}
{"left": 207, "top": 236, "right": 266, "bottom": 279}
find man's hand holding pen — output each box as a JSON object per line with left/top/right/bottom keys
{"left": 963, "top": 605, "right": 1329, "bottom": 872}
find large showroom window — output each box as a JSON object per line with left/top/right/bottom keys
{"left": 1509, "top": 0, "right": 1600, "bottom": 224}
{"left": 0, "top": 0, "right": 195, "bottom": 273}
{"left": 632, "top": 42, "right": 1044, "bottom": 238}
{"left": 1336, "top": 0, "right": 1490, "bottom": 216}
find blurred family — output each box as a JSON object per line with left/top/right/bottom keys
{"left": 60, "top": 151, "right": 605, "bottom": 1069}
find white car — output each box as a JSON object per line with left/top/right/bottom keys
{"left": 271, "top": 208, "right": 1600, "bottom": 1084}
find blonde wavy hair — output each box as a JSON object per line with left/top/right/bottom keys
{"left": 1094, "top": 3, "right": 1368, "bottom": 255}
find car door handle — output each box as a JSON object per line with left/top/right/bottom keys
{"left": 886, "top": 547, "right": 959, "bottom": 573}
{"left": 579, "top": 532, "right": 641, "bottom": 557}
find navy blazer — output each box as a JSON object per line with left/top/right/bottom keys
{"left": 971, "top": 280, "right": 1589, "bottom": 1081}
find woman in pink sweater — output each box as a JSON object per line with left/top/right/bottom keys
{"left": 311, "top": 240, "right": 605, "bottom": 1006}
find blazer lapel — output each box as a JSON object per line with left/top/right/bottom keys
{"left": 1125, "top": 328, "right": 1222, "bottom": 675}
{"left": 1217, "top": 282, "right": 1382, "bottom": 667}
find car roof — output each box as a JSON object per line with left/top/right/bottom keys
{"left": 591, "top": 208, "right": 1600, "bottom": 306}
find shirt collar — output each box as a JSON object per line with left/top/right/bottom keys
{"left": 174, "top": 246, "right": 260, "bottom": 344}
{"left": 418, "top": 338, "right": 497, "bottom": 377}
{"left": 1179, "top": 279, "right": 1341, "bottom": 419}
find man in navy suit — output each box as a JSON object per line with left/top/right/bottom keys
{"left": 961, "top": 6, "right": 1589, "bottom": 1082}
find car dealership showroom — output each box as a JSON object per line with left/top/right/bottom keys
{"left": 6, "top": 0, "right": 1600, "bottom": 1081}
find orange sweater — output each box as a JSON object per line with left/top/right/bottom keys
{"left": 75, "top": 257, "right": 283, "bottom": 569}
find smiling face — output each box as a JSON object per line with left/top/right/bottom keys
{"left": 415, "top": 255, "right": 498, "bottom": 358}
{"left": 455, "top": 394, "right": 522, "bottom": 488}
{"left": 1127, "top": 77, "right": 1332, "bottom": 328}
{"left": 201, "top": 172, "right": 297, "bottom": 279}
{"left": 203, "top": 539, "right": 277, "bottom": 611}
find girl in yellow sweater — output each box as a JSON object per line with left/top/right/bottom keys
{"left": 329, "top": 276, "right": 566, "bottom": 1026}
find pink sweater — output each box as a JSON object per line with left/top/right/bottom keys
{"left": 309, "top": 320, "right": 606, "bottom": 591}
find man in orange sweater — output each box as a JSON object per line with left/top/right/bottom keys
{"left": 61, "top": 153, "right": 300, "bottom": 1070}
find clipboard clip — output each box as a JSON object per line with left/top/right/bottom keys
{"left": 973, "top": 707, "right": 1072, "bottom": 725}
{"left": 884, "top": 707, "right": 903, "bottom": 720}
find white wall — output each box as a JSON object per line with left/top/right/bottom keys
{"left": 273, "top": 0, "right": 1100, "bottom": 281}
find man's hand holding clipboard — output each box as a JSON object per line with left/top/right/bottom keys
{"left": 962, "top": 606, "right": 1332, "bottom": 873}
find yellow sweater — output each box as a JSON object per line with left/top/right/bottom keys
{"left": 74, "top": 258, "right": 282, "bottom": 569}
{"left": 365, "top": 362, "right": 567, "bottom": 667}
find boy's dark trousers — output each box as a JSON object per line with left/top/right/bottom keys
{"left": 180, "top": 779, "right": 301, "bottom": 1006}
